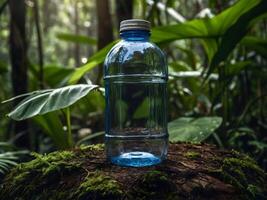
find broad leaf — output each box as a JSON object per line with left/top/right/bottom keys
{"left": 206, "top": 0, "right": 267, "bottom": 77}
{"left": 7, "top": 84, "right": 99, "bottom": 120}
{"left": 56, "top": 33, "right": 97, "bottom": 45}
{"left": 168, "top": 117, "right": 222, "bottom": 142}
{"left": 151, "top": 0, "right": 262, "bottom": 43}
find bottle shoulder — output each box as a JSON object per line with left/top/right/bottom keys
{"left": 106, "top": 40, "right": 165, "bottom": 59}
{"left": 104, "top": 40, "right": 167, "bottom": 77}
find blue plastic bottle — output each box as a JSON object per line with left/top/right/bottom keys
{"left": 104, "top": 19, "right": 168, "bottom": 167}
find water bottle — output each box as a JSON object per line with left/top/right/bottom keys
{"left": 104, "top": 19, "right": 168, "bottom": 167}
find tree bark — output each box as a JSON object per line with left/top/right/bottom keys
{"left": 1, "top": 143, "right": 266, "bottom": 200}
{"left": 96, "top": 0, "right": 113, "bottom": 84}
{"left": 116, "top": 0, "right": 133, "bottom": 29}
{"left": 8, "top": 0, "right": 30, "bottom": 149}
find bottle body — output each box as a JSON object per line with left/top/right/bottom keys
{"left": 104, "top": 30, "right": 168, "bottom": 167}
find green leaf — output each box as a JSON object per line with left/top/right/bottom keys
{"left": 168, "top": 117, "right": 222, "bottom": 142}
{"left": 151, "top": 0, "right": 262, "bottom": 44}
{"left": 68, "top": 40, "right": 119, "bottom": 84}
{"left": 115, "top": 100, "right": 128, "bottom": 125}
{"left": 133, "top": 98, "right": 149, "bottom": 119}
{"left": 2, "top": 89, "right": 53, "bottom": 104}
{"left": 56, "top": 33, "right": 97, "bottom": 45}
{"left": 44, "top": 65, "right": 74, "bottom": 87}
{"left": 241, "top": 36, "right": 267, "bottom": 59}
{"left": 225, "top": 61, "right": 251, "bottom": 76}
{"left": 7, "top": 84, "right": 99, "bottom": 120}
{"left": 0, "top": 150, "right": 29, "bottom": 175}
{"left": 33, "top": 112, "right": 69, "bottom": 149}
{"left": 206, "top": 0, "right": 267, "bottom": 77}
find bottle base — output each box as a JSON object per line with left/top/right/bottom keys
{"left": 110, "top": 151, "right": 162, "bottom": 167}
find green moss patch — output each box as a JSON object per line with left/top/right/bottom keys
{"left": 218, "top": 152, "right": 266, "bottom": 200}
{"left": 76, "top": 171, "right": 123, "bottom": 200}
{"left": 0, "top": 150, "right": 81, "bottom": 199}
{"left": 184, "top": 151, "right": 201, "bottom": 159}
{"left": 80, "top": 143, "right": 104, "bottom": 152}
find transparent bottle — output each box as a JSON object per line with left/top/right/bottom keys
{"left": 104, "top": 19, "right": 168, "bottom": 167}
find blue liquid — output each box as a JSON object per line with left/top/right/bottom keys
{"left": 111, "top": 152, "right": 161, "bottom": 167}
{"left": 106, "top": 134, "right": 168, "bottom": 167}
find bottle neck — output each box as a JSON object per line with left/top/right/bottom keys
{"left": 120, "top": 30, "right": 150, "bottom": 41}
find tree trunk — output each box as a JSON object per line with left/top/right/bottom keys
{"left": 116, "top": 0, "right": 133, "bottom": 29}
{"left": 1, "top": 143, "right": 266, "bottom": 200}
{"left": 8, "top": 0, "right": 30, "bottom": 149}
{"left": 33, "top": 0, "right": 44, "bottom": 89}
{"left": 74, "top": 0, "right": 80, "bottom": 67}
{"left": 95, "top": 0, "right": 113, "bottom": 84}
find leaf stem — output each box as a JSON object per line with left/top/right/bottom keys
{"left": 65, "top": 107, "right": 73, "bottom": 147}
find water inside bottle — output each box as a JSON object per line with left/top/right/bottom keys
{"left": 105, "top": 75, "right": 168, "bottom": 167}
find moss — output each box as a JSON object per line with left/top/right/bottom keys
{"left": 11, "top": 151, "right": 76, "bottom": 183}
{"left": 80, "top": 143, "right": 104, "bottom": 151}
{"left": 218, "top": 154, "right": 266, "bottom": 200}
{"left": 247, "top": 184, "right": 264, "bottom": 199}
{"left": 184, "top": 151, "right": 201, "bottom": 159}
{"left": 1, "top": 150, "right": 81, "bottom": 199}
{"left": 129, "top": 170, "right": 179, "bottom": 200}
{"left": 76, "top": 171, "right": 122, "bottom": 200}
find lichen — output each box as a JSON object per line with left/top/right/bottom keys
{"left": 76, "top": 171, "right": 123, "bottom": 199}
{"left": 184, "top": 151, "right": 201, "bottom": 159}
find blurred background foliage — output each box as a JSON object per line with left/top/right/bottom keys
{"left": 0, "top": 0, "right": 266, "bottom": 175}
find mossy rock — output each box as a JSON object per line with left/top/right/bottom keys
{"left": 0, "top": 143, "right": 266, "bottom": 200}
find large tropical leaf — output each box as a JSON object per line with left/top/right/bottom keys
{"left": 206, "top": 0, "right": 267, "bottom": 77}
{"left": 168, "top": 117, "right": 222, "bottom": 142}
{"left": 7, "top": 84, "right": 99, "bottom": 120}
{"left": 56, "top": 33, "right": 97, "bottom": 45}
{"left": 151, "top": 0, "right": 262, "bottom": 43}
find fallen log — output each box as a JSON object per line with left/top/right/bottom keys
{"left": 0, "top": 143, "right": 266, "bottom": 200}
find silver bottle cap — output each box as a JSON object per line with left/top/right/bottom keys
{"left": 120, "top": 19, "right": 151, "bottom": 32}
